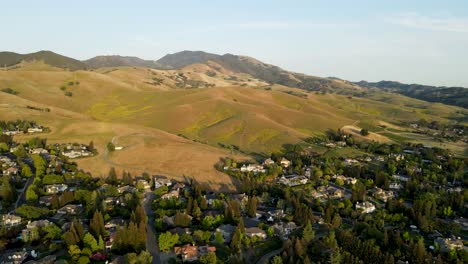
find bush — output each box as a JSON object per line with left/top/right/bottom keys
{"left": 65, "top": 91, "right": 73, "bottom": 97}
{"left": 15, "top": 205, "right": 50, "bottom": 220}
{"left": 1, "top": 88, "right": 19, "bottom": 95}
{"left": 107, "top": 142, "right": 115, "bottom": 152}
{"left": 360, "top": 129, "right": 369, "bottom": 136}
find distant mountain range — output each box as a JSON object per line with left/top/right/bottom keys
{"left": 0, "top": 50, "right": 87, "bottom": 70}
{"left": 0, "top": 50, "right": 466, "bottom": 108}
{"left": 84, "top": 55, "right": 167, "bottom": 69}
{"left": 356, "top": 81, "right": 468, "bottom": 109}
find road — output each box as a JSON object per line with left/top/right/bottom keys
{"left": 256, "top": 248, "right": 283, "bottom": 264}
{"left": 142, "top": 192, "right": 161, "bottom": 264}
{"left": 12, "top": 175, "right": 34, "bottom": 212}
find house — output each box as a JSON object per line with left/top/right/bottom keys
{"left": 118, "top": 185, "right": 137, "bottom": 194}
{"left": 332, "top": 175, "right": 357, "bottom": 185}
{"left": 344, "top": 158, "right": 359, "bottom": 166}
{"left": 453, "top": 218, "right": 468, "bottom": 231}
{"left": 280, "top": 158, "right": 291, "bottom": 168}
{"left": 174, "top": 244, "right": 216, "bottom": 262}
{"left": 1, "top": 214, "right": 22, "bottom": 227}
{"left": 161, "top": 190, "right": 180, "bottom": 200}
{"left": 154, "top": 177, "right": 172, "bottom": 189}
{"left": 105, "top": 219, "right": 125, "bottom": 230}
{"left": 216, "top": 224, "right": 236, "bottom": 242}
{"left": 245, "top": 227, "right": 267, "bottom": 239}
{"left": 370, "top": 187, "right": 395, "bottom": 202}
{"left": 3, "top": 166, "right": 18, "bottom": 176}
{"left": 136, "top": 179, "right": 151, "bottom": 191}
{"left": 278, "top": 175, "right": 308, "bottom": 187}
{"left": 172, "top": 182, "right": 186, "bottom": 191}
{"left": 326, "top": 186, "right": 344, "bottom": 199}
{"left": 435, "top": 237, "right": 465, "bottom": 253}
{"left": 105, "top": 218, "right": 126, "bottom": 230}
{"left": 30, "top": 148, "right": 49, "bottom": 155}
{"left": 27, "top": 127, "right": 43, "bottom": 133}
{"left": 26, "top": 219, "right": 51, "bottom": 229}
{"left": 356, "top": 201, "right": 376, "bottom": 214}
{"left": 162, "top": 215, "right": 175, "bottom": 227}
{"left": 3, "top": 130, "right": 22, "bottom": 136}
{"left": 1, "top": 250, "right": 28, "bottom": 264}
{"left": 57, "top": 204, "right": 82, "bottom": 215}
{"left": 240, "top": 164, "right": 266, "bottom": 174}
{"left": 389, "top": 182, "right": 403, "bottom": 190}
{"left": 272, "top": 222, "right": 297, "bottom": 239}
{"left": 310, "top": 190, "right": 326, "bottom": 200}
{"left": 44, "top": 184, "right": 68, "bottom": 194}
{"left": 266, "top": 209, "right": 285, "bottom": 221}
{"left": 393, "top": 174, "right": 410, "bottom": 182}
{"left": 21, "top": 220, "right": 52, "bottom": 241}
{"left": 39, "top": 195, "right": 53, "bottom": 207}
{"left": 175, "top": 244, "right": 198, "bottom": 261}
{"left": 169, "top": 227, "right": 193, "bottom": 236}
{"left": 104, "top": 197, "right": 121, "bottom": 208}
{"left": 263, "top": 158, "right": 275, "bottom": 166}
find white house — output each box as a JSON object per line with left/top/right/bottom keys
{"left": 280, "top": 158, "right": 291, "bottom": 168}
{"left": 44, "top": 184, "right": 68, "bottom": 194}
{"left": 356, "top": 201, "right": 376, "bottom": 214}
{"left": 263, "top": 158, "right": 275, "bottom": 166}
{"left": 1, "top": 214, "right": 22, "bottom": 227}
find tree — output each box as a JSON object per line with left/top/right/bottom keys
{"left": 247, "top": 196, "right": 258, "bottom": 218}
{"left": 106, "top": 167, "right": 118, "bottom": 184}
{"left": 83, "top": 232, "right": 99, "bottom": 252}
{"left": 174, "top": 211, "right": 191, "bottom": 227}
{"left": 90, "top": 210, "right": 105, "bottom": 239}
{"left": 68, "top": 245, "right": 81, "bottom": 261}
{"left": 21, "top": 164, "right": 33, "bottom": 178}
{"left": 137, "top": 251, "right": 153, "bottom": 264}
{"left": 158, "top": 232, "right": 179, "bottom": 252}
{"left": 88, "top": 141, "right": 95, "bottom": 152}
{"left": 32, "top": 154, "right": 46, "bottom": 177}
{"left": 44, "top": 224, "right": 62, "bottom": 240}
{"left": 271, "top": 256, "right": 283, "bottom": 264}
{"left": 25, "top": 185, "right": 38, "bottom": 203}
{"left": 302, "top": 220, "right": 315, "bottom": 244}
{"left": 0, "top": 175, "right": 15, "bottom": 205}
{"left": 214, "top": 231, "right": 224, "bottom": 244}
{"left": 107, "top": 142, "right": 115, "bottom": 152}
{"left": 360, "top": 129, "right": 369, "bottom": 136}
{"left": 0, "top": 142, "right": 8, "bottom": 152}
{"left": 200, "top": 252, "right": 217, "bottom": 264}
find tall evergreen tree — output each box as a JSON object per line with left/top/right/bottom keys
{"left": 90, "top": 210, "right": 105, "bottom": 240}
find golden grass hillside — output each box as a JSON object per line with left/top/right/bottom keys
{"left": 0, "top": 62, "right": 466, "bottom": 183}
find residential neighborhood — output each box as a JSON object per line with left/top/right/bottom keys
{"left": 0, "top": 120, "right": 467, "bottom": 264}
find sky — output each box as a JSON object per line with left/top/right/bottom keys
{"left": 2, "top": 0, "right": 468, "bottom": 87}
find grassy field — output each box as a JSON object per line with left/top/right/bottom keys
{"left": 0, "top": 62, "right": 466, "bottom": 188}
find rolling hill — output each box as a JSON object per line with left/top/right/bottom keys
{"left": 157, "top": 51, "right": 360, "bottom": 92}
{"left": 0, "top": 51, "right": 466, "bottom": 186}
{"left": 0, "top": 50, "right": 87, "bottom": 70}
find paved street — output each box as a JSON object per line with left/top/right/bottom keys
{"left": 143, "top": 192, "right": 161, "bottom": 264}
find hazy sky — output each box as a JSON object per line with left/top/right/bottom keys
{"left": 3, "top": 0, "right": 468, "bottom": 86}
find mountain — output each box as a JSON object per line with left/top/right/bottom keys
{"left": 83, "top": 55, "right": 167, "bottom": 69}
{"left": 157, "top": 50, "right": 220, "bottom": 69}
{"left": 0, "top": 50, "right": 87, "bottom": 70}
{"left": 356, "top": 80, "right": 468, "bottom": 108}
{"left": 157, "top": 51, "right": 359, "bottom": 92}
